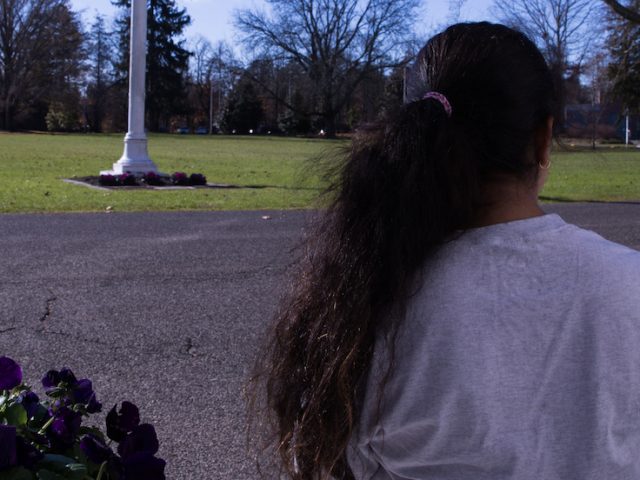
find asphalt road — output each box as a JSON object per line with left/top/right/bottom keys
{"left": 0, "top": 203, "right": 638, "bottom": 479}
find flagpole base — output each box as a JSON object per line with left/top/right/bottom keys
{"left": 101, "top": 134, "right": 160, "bottom": 175}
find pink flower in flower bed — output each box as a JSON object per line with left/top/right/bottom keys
{"left": 143, "top": 171, "right": 164, "bottom": 186}
{"left": 118, "top": 173, "right": 137, "bottom": 186}
{"left": 171, "top": 172, "right": 190, "bottom": 186}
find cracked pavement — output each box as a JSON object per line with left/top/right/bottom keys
{"left": 0, "top": 204, "right": 638, "bottom": 479}
{"left": 39, "top": 290, "right": 57, "bottom": 323}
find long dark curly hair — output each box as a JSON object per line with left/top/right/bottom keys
{"left": 250, "top": 22, "right": 556, "bottom": 480}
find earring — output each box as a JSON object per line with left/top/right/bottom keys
{"left": 539, "top": 158, "right": 551, "bottom": 170}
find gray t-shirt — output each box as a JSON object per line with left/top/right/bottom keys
{"left": 348, "top": 213, "right": 640, "bottom": 480}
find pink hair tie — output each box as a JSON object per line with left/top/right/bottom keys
{"left": 423, "top": 91, "right": 453, "bottom": 118}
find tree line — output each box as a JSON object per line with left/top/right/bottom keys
{"left": 1, "top": 0, "right": 640, "bottom": 138}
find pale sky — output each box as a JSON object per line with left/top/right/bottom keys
{"left": 70, "top": 0, "right": 497, "bottom": 46}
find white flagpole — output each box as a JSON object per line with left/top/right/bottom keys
{"left": 103, "top": 0, "right": 158, "bottom": 175}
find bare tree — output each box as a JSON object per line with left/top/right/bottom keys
{"left": 190, "top": 36, "right": 214, "bottom": 88}
{"left": 493, "top": 0, "right": 597, "bottom": 128}
{"left": 209, "top": 40, "right": 238, "bottom": 118}
{"left": 602, "top": 0, "right": 640, "bottom": 22}
{"left": 584, "top": 51, "right": 610, "bottom": 148}
{"left": 605, "top": 0, "right": 640, "bottom": 116}
{"left": 234, "top": 0, "right": 420, "bottom": 137}
{"left": 187, "top": 37, "right": 239, "bottom": 131}
{"left": 0, "top": 0, "right": 77, "bottom": 130}
{"left": 447, "top": 0, "right": 468, "bottom": 23}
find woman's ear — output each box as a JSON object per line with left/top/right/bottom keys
{"left": 535, "top": 116, "right": 554, "bottom": 167}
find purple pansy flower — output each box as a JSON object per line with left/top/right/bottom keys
{"left": 80, "top": 434, "right": 113, "bottom": 464}
{"left": 2, "top": 362, "right": 164, "bottom": 476}
{"left": 0, "top": 356, "right": 22, "bottom": 390}
{"left": 86, "top": 393, "right": 102, "bottom": 414}
{"left": 72, "top": 378, "right": 102, "bottom": 413}
{"left": 48, "top": 398, "right": 71, "bottom": 416}
{"left": 122, "top": 452, "right": 166, "bottom": 480}
{"left": 72, "top": 378, "right": 93, "bottom": 403}
{"left": 0, "top": 425, "right": 17, "bottom": 470}
{"left": 42, "top": 369, "right": 61, "bottom": 392}
{"left": 106, "top": 402, "right": 140, "bottom": 442}
{"left": 58, "top": 368, "right": 77, "bottom": 385}
{"left": 42, "top": 369, "right": 102, "bottom": 412}
{"left": 117, "top": 424, "right": 165, "bottom": 479}
{"left": 18, "top": 391, "right": 40, "bottom": 418}
{"left": 48, "top": 407, "right": 82, "bottom": 449}
{"left": 117, "top": 424, "right": 159, "bottom": 458}
{"left": 42, "top": 367, "right": 77, "bottom": 393}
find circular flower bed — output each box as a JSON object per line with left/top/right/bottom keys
{"left": 97, "top": 172, "right": 207, "bottom": 188}
{"left": 0, "top": 357, "right": 165, "bottom": 479}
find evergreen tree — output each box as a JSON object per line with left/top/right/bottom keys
{"left": 41, "top": 3, "right": 85, "bottom": 131}
{"left": 86, "top": 15, "right": 115, "bottom": 132}
{"left": 113, "top": 0, "right": 192, "bottom": 131}
{"left": 222, "top": 79, "right": 264, "bottom": 134}
{"left": 278, "top": 90, "right": 311, "bottom": 135}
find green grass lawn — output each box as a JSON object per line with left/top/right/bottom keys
{"left": 0, "top": 133, "right": 344, "bottom": 213}
{"left": 540, "top": 148, "right": 640, "bottom": 203}
{"left": 0, "top": 133, "right": 638, "bottom": 213}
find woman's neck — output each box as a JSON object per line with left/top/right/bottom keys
{"left": 471, "top": 179, "right": 544, "bottom": 228}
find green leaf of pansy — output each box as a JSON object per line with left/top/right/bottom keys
{"left": 5, "top": 403, "right": 27, "bottom": 426}
{"left": 45, "top": 388, "right": 66, "bottom": 399}
{"left": 40, "top": 455, "right": 77, "bottom": 468}
{"left": 39, "top": 455, "right": 88, "bottom": 480}
{"left": 78, "top": 426, "right": 104, "bottom": 440}
{"left": 62, "top": 464, "right": 86, "bottom": 480}
{"left": 35, "top": 471, "right": 65, "bottom": 480}
{"left": 0, "top": 466, "right": 35, "bottom": 480}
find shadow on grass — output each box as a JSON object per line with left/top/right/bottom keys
{"left": 65, "top": 177, "right": 323, "bottom": 192}
{"left": 228, "top": 184, "right": 323, "bottom": 191}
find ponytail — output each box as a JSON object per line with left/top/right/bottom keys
{"left": 252, "top": 98, "right": 478, "bottom": 479}
{"left": 251, "top": 22, "right": 555, "bottom": 480}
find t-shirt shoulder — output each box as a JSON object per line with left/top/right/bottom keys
{"left": 564, "top": 222, "right": 640, "bottom": 272}
{"left": 560, "top": 222, "right": 640, "bottom": 303}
